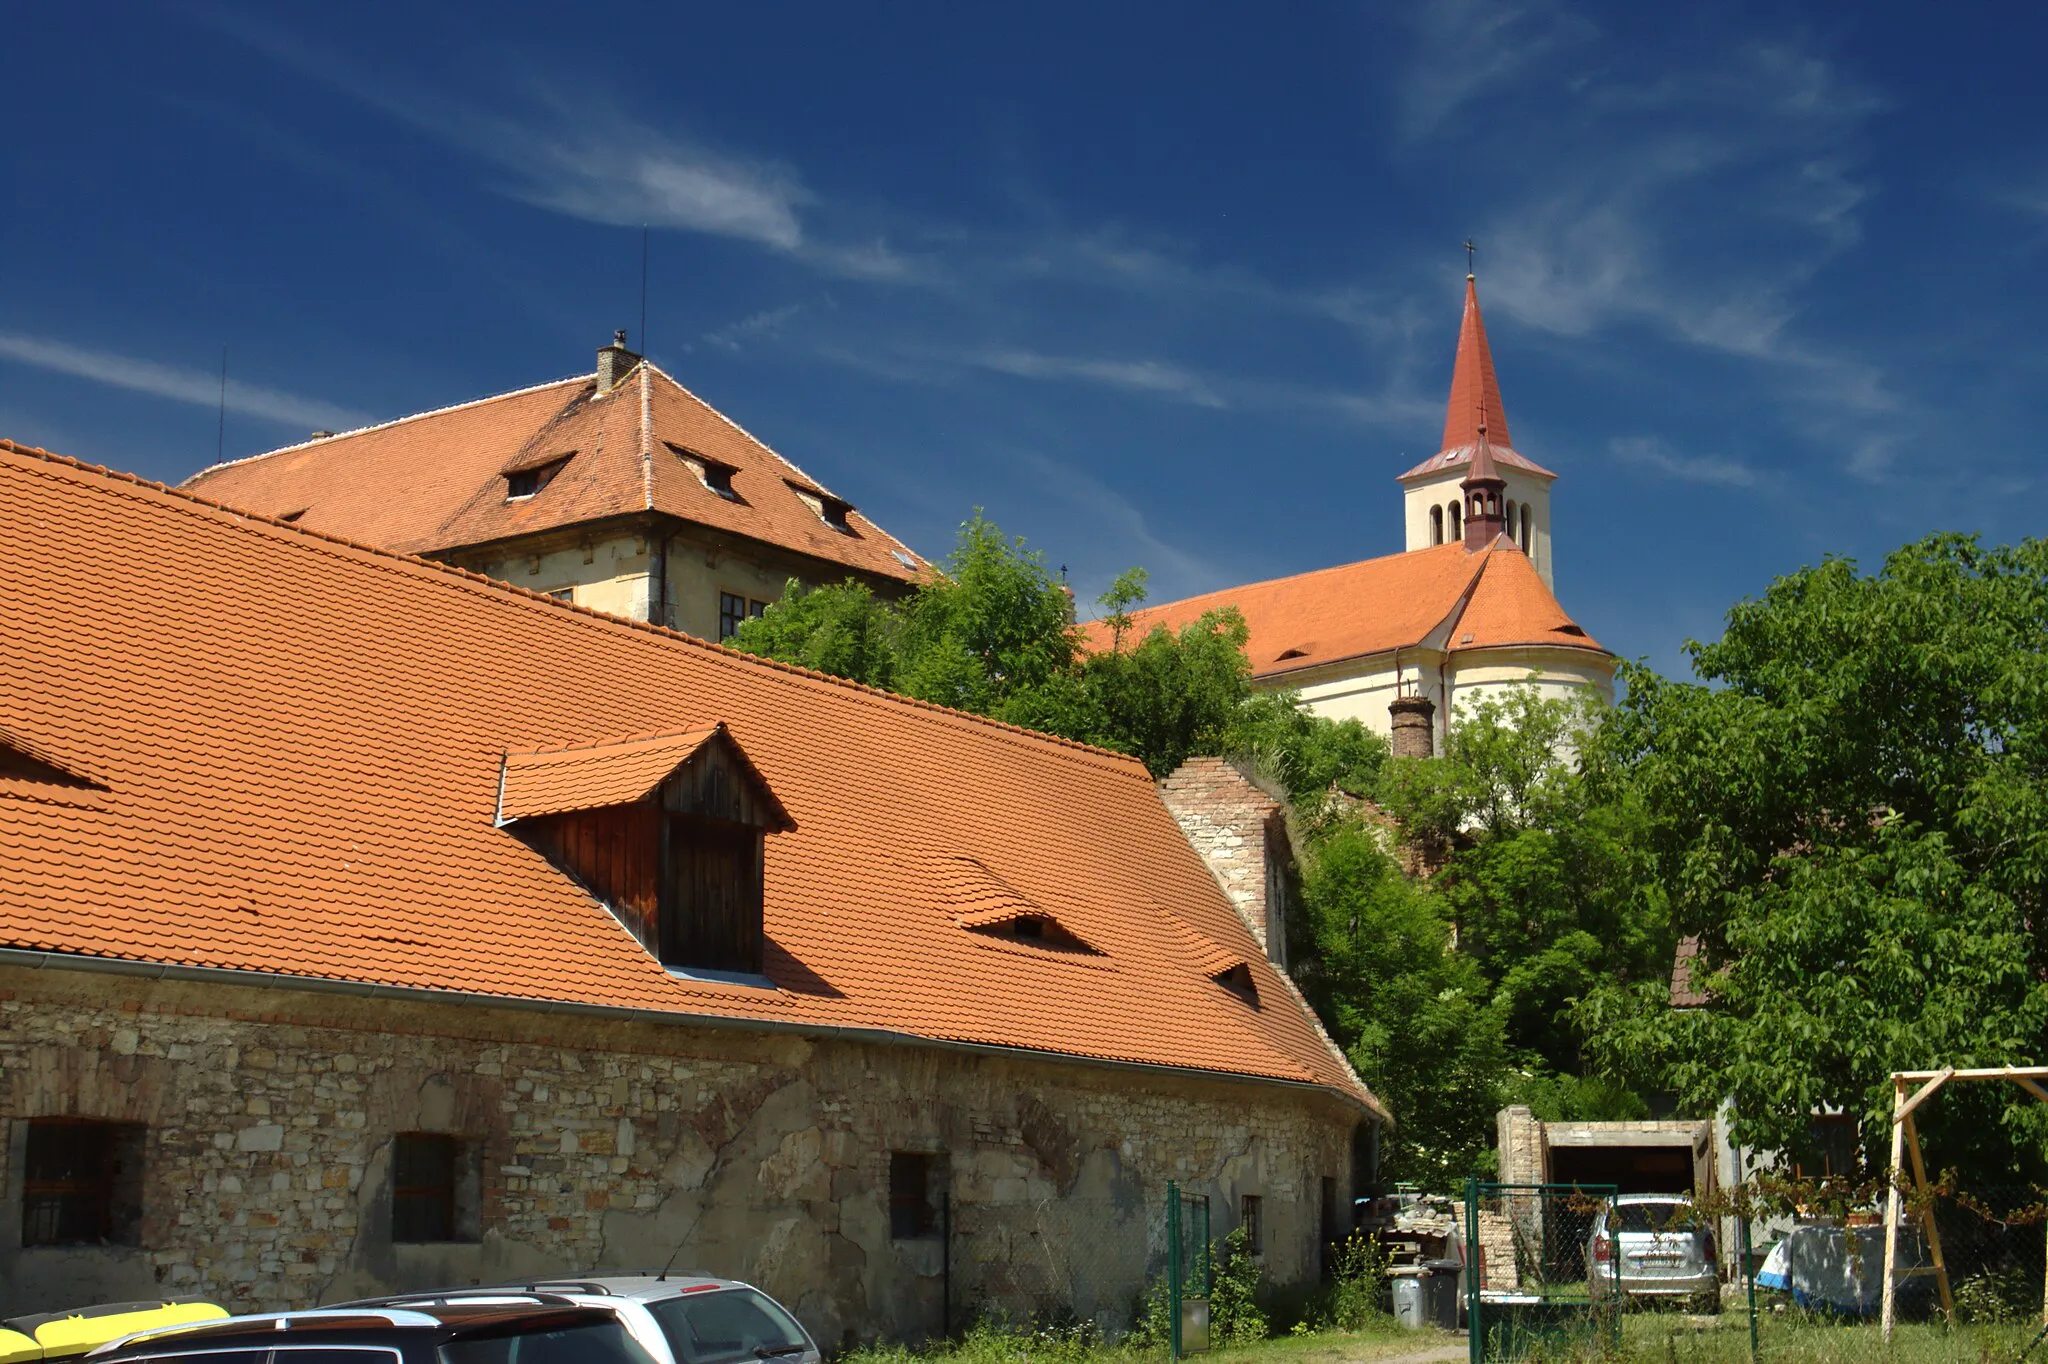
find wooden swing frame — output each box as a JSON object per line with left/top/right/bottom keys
{"left": 1879, "top": 1066, "right": 2048, "bottom": 1341}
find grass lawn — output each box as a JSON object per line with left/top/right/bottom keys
{"left": 844, "top": 1322, "right": 1455, "bottom": 1364}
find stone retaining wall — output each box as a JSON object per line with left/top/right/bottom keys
{"left": 0, "top": 966, "right": 1362, "bottom": 1345}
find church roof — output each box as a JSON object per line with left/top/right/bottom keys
{"left": 1400, "top": 277, "right": 1556, "bottom": 482}
{"left": 0, "top": 438, "right": 1376, "bottom": 1115}
{"left": 182, "top": 360, "right": 930, "bottom": 584}
{"left": 1082, "top": 539, "right": 1604, "bottom": 678}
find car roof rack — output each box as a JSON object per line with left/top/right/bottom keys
{"left": 330, "top": 1295, "right": 582, "bottom": 1312}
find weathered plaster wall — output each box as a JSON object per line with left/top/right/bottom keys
{"left": 1284, "top": 648, "right": 1613, "bottom": 751}
{"left": 0, "top": 968, "right": 1360, "bottom": 1345}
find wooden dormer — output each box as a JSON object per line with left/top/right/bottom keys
{"left": 496, "top": 726, "right": 793, "bottom": 978}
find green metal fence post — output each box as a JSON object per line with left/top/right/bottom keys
{"left": 1465, "top": 1177, "right": 1480, "bottom": 1364}
{"left": 1168, "top": 1180, "right": 1182, "bottom": 1361}
{"left": 1743, "top": 1210, "right": 1758, "bottom": 1364}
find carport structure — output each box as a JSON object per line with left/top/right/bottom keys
{"left": 1880, "top": 1066, "right": 2048, "bottom": 1340}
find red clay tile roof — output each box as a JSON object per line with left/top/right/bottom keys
{"left": 0, "top": 439, "right": 1377, "bottom": 1115}
{"left": 502, "top": 728, "right": 728, "bottom": 824}
{"left": 1452, "top": 542, "right": 1605, "bottom": 652}
{"left": 1399, "top": 278, "right": 1556, "bottom": 482}
{"left": 1085, "top": 541, "right": 1603, "bottom": 677}
{"left": 181, "top": 363, "right": 929, "bottom": 584}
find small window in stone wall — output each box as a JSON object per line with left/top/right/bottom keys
{"left": 21, "top": 1118, "right": 145, "bottom": 1247}
{"left": 392, "top": 1132, "right": 480, "bottom": 1243}
{"left": 1240, "top": 1193, "right": 1263, "bottom": 1257}
{"left": 889, "top": 1151, "right": 948, "bottom": 1240}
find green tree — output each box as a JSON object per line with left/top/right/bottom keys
{"left": 1374, "top": 686, "right": 1667, "bottom": 1086}
{"left": 727, "top": 512, "right": 1262, "bottom": 775}
{"left": 727, "top": 579, "right": 900, "bottom": 689}
{"left": 1294, "top": 822, "right": 1512, "bottom": 1187}
{"left": 1577, "top": 535, "right": 2048, "bottom": 1179}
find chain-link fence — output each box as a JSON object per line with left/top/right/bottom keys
{"left": 1462, "top": 1180, "right": 1621, "bottom": 1363}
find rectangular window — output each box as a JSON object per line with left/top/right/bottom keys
{"left": 1794, "top": 1114, "right": 1859, "bottom": 1180}
{"left": 1240, "top": 1193, "right": 1263, "bottom": 1257}
{"left": 719, "top": 592, "right": 748, "bottom": 641}
{"left": 889, "top": 1152, "right": 947, "bottom": 1240}
{"left": 391, "top": 1132, "right": 477, "bottom": 1243}
{"left": 22, "top": 1118, "right": 145, "bottom": 1247}
{"left": 544, "top": 588, "right": 574, "bottom": 603}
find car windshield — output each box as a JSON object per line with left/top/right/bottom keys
{"left": 1612, "top": 1203, "right": 1699, "bottom": 1234}
{"left": 645, "top": 1291, "right": 808, "bottom": 1364}
{"left": 442, "top": 1321, "right": 660, "bottom": 1364}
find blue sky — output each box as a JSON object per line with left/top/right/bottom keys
{"left": 6, "top": 2, "right": 2045, "bottom": 677}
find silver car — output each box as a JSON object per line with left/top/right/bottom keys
{"left": 341, "top": 1275, "right": 822, "bottom": 1364}
{"left": 1585, "top": 1195, "right": 1720, "bottom": 1312}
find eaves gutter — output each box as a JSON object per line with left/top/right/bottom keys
{"left": 0, "top": 947, "right": 1386, "bottom": 1122}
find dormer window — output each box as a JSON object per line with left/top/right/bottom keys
{"left": 668, "top": 444, "right": 740, "bottom": 500}
{"left": 496, "top": 726, "right": 795, "bottom": 978}
{"left": 787, "top": 481, "right": 855, "bottom": 535}
{"left": 1212, "top": 962, "right": 1260, "bottom": 1006}
{"left": 943, "top": 856, "right": 1102, "bottom": 955}
{"left": 504, "top": 453, "right": 573, "bottom": 501}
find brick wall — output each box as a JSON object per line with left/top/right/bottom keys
{"left": 0, "top": 967, "right": 1361, "bottom": 1344}
{"left": 1157, "top": 758, "right": 1290, "bottom": 963}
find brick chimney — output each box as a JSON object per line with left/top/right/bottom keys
{"left": 596, "top": 330, "right": 641, "bottom": 394}
{"left": 1389, "top": 692, "right": 1435, "bottom": 759}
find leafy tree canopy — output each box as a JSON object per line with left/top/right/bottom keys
{"left": 1576, "top": 534, "right": 2048, "bottom": 1178}
{"left": 729, "top": 512, "right": 1336, "bottom": 778}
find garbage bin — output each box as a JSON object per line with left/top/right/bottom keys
{"left": 1390, "top": 1268, "right": 1429, "bottom": 1329}
{"left": 1423, "top": 1261, "right": 1462, "bottom": 1329}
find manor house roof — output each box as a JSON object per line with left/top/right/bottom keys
{"left": 0, "top": 439, "right": 1376, "bottom": 1115}
{"left": 181, "top": 359, "right": 929, "bottom": 584}
{"left": 1086, "top": 538, "right": 1604, "bottom": 679}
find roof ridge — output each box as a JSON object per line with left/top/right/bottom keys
{"left": 0, "top": 438, "right": 1151, "bottom": 777}
{"left": 1108, "top": 540, "right": 1473, "bottom": 624}
{"left": 642, "top": 362, "right": 929, "bottom": 567}
{"left": 637, "top": 361, "right": 655, "bottom": 511}
{"left": 185, "top": 373, "right": 593, "bottom": 480}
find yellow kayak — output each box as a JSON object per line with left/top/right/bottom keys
{"left": 0, "top": 1302, "right": 227, "bottom": 1362}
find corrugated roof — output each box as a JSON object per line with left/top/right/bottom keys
{"left": 181, "top": 363, "right": 929, "bottom": 584}
{"left": 0, "top": 439, "right": 1376, "bottom": 1115}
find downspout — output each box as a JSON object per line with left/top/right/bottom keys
{"left": 650, "top": 526, "right": 673, "bottom": 628}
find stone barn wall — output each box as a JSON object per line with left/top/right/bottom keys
{"left": 0, "top": 965, "right": 1363, "bottom": 1345}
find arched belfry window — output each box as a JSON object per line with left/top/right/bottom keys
{"left": 1520, "top": 503, "right": 1532, "bottom": 551}
{"left": 1429, "top": 506, "right": 1443, "bottom": 545}
{"left": 1447, "top": 501, "right": 1461, "bottom": 540}
{"left": 1505, "top": 498, "right": 1517, "bottom": 530}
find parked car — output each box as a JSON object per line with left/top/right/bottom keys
{"left": 87, "top": 1302, "right": 654, "bottom": 1364}
{"left": 1585, "top": 1194, "right": 1720, "bottom": 1312}
{"left": 3, "top": 1301, "right": 227, "bottom": 1364}
{"left": 338, "top": 1275, "right": 820, "bottom": 1364}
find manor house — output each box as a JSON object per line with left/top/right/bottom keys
{"left": 1093, "top": 277, "right": 1615, "bottom": 756}
{"left": 183, "top": 334, "right": 927, "bottom": 641}
{"left": 0, "top": 439, "right": 1382, "bottom": 1341}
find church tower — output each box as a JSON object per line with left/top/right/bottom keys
{"left": 1400, "top": 274, "right": 1559, "bottom": 589}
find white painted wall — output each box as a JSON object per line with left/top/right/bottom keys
{"left": 1402, "top": 465, "right": 1556, "bottom": 591}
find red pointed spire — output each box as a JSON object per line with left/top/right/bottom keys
{"left": 1442, "top": 275, "right": 1511, "bottom": 452}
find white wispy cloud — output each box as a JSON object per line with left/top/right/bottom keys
{"left": 1609, "top": 436, "right": 1763, "bottom": 489}
{"left": 1396, "top": 0, "right": 1597, "bottom": 141}
{"left": 0, "top": 334, "right": 369, "bottom": 431}
{"left": 969, "top": 349, "right": 1228, "bottom": 408}
{"left": 506, "top": 124, "right": 809, "bottom": 249}
{"left": 704, "top": 303, "right": 807, "bottom": 352}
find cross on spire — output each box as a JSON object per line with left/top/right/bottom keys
{"left": 1464, "top": 238, "right": 1476, "bottom": 278}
